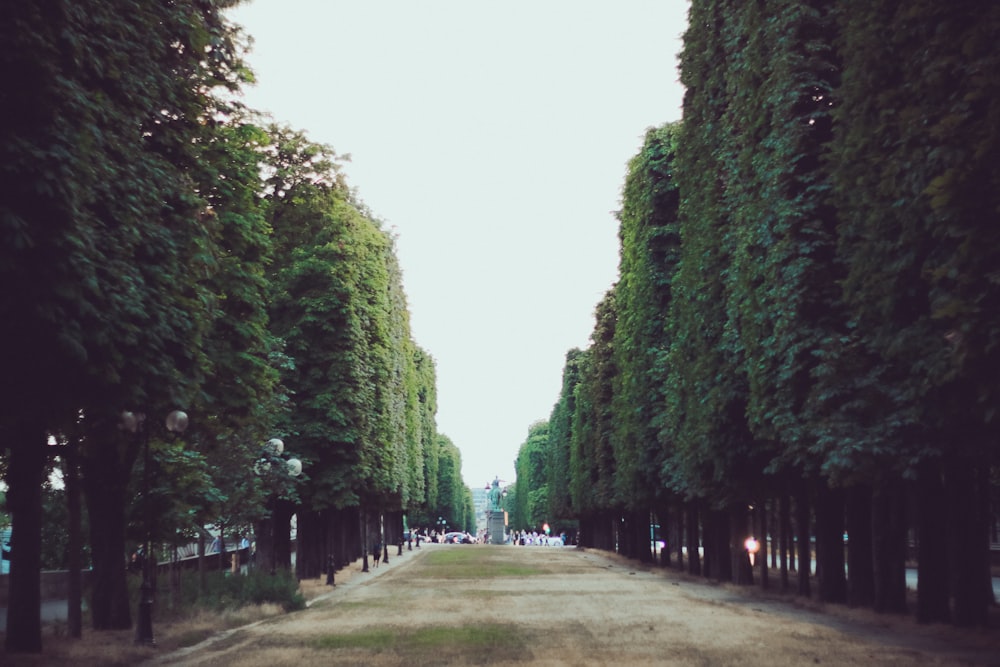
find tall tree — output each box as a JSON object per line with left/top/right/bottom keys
{"left": 1, "top": 0, "right": 246, "bottom": 644}
{"left": 830, "top": 0, "right": 1000, "bottom": 625}
{"left": 513, "top": 421, "right": 550, "bottom": 531}
{"left": 613, "top": 122, "right": 683, "bottom": 547}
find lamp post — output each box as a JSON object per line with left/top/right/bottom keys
{"left": 254, "top": 438, "right": 302, "bottom": 575}
{"left": 122, "top": 409, "right": 189, "bottom": 646}
{"left": 436, "top": 516, "right": 446, "bottom": 541}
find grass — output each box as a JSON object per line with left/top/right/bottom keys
{"left": 314, "top": 622, "right": 530, "bottom": 657}
{"left": 417, "top": 548, "right": 547, "bottom": 579}
{"left": 0, "top": 569, "right": 305, "bottom": 666}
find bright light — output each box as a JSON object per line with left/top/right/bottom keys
{"left": 744, "top": 537, "right": 760, "bottom": 566}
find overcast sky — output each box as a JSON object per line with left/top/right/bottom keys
{"left": 226, "top": 0, "right": 689, "bottom": 489}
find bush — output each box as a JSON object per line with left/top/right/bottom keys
{"left": 178, "top": 569, "right": 305, "bottom": 612}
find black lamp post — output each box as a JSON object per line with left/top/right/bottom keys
{"left": 122, "top": 409, "right": 189, "bottom": 646}
{"left": 254, "top": 438, "right": 302, "bottom": 575}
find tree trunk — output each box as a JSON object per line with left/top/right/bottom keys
{"left": 779, "top": 493, "right": 790, "bottom": 590}
{"left": 846, "top": 485, "right": 875, "bottom": 608}
{"left": 758, "top": 500, "right": 769, "bottom": 590}
{"left": 730, "top": 505, "right": 753, "bottom": 586}
{"left": 795, "top": 488, "right": 811, "bottom": 598}
{"left": 217, "top": 524, "right": 227, "bottom": 572}
{"left": 673, "top": 500, "right": 686, "bottom": 570}
{"left": 361, "top": 506, "right": 370, "bottom": 572}
{"left": 916, "top": 463, "right": 949, "bottom": 623}
{"left": 64, "top": 443, "right": 83, "bottom": 638}
{"left": 295, "top": 508, "right": 323, "bottom": 580}
{"left": 871, "top": 475, "right": 907, "bottom": 614}
{"left": 706, "top": 509, "right": 732, "bottom": 582}
{"left": 80, "top": 423, "right": 134, "bottom": 631}
{"left": 686, "top": 502, "right": 701, "bottom": 576}
{"left": 255, "top": 514, "right": 274, "bottom": 574}
{"left": 272, "top": 500, "right": 294, "bottom": 572}
{"left": 815, "top": 484, "right": 846, "bottom": 603}
{"left": 3, "top": 421, "right": 46, "bottom": 653}
{"left": 769, "top": 499, "right": 777, "bottom": 571}
{"left": 672, "top": 501, "right": 683, "bottom": 570}
{"left": 197, "top": 530, "right": 207, "bottom": 593}
{"left": 635, "top": 509, "right": 652, "bottom": 563}
{"left": 947, "top": 459, "right": 989, "bottom": 627}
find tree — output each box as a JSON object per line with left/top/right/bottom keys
{"left": 613, "top": 122, "right": 683, "bottom": 562}
{"left": 829, "top": 0, "right": 1000, "bottom": 625}
{"left": 1, "top": 0, "right": 246, "bottom": 644}
{"left": 513, "top": 421, "right": 550, "bottom": 531}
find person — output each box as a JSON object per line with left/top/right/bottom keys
{"left": 372, "top": 541, "right": 382, "bottom": 568}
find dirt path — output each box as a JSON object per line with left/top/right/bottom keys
{"left": 145, "top": 545, "right": 1000, "bottom": 666}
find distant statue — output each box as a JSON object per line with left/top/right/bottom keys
{"left": 488, "top": 478, "right": 503, "bottom": 511}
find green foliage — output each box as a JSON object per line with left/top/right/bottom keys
{"left": 513, "top": 421, "right": 550, "bottom": 530}
{"left": 613, "top": 123, "right": 682, "bottom": 509}
{"left": 545, "top": 349, "right": 584, "bottom": 520}
{"left": 829, "top": 0, "right": 1000, "bottom": 475}
{"left": 430, "top": 435, "right": 467, "bottom": 529}
{"left": 568, "top": 291, "right": 618, "bottom": 514}
{"left": 178, "top": 569, "right": 305, "bottom": 612}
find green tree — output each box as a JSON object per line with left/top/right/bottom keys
{"left": 546, "top": 349, "right": 584, "bottom": 522}
{"left": 829, "top": 0, "right": 1000, "bottom": 625}
{"left": 513, "top": 421, "right": 550, "bottom": 531}
{"left": 1, "top": 0, "right": 246, "bottom": 644}
{"left": 613, "top": 122, "right": 684, "bottom": 561}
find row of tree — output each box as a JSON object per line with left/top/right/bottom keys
{"left": 0, "top": 1, "right": 470, "bottom": 654}
{"left": 513, "top": 0, "right": 998, "bottom": 628}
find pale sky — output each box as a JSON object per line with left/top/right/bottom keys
{"left": 226, "top": 0, "right": 688, "bottom": 489}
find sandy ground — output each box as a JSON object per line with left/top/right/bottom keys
{"left": 136, "top": 544, "right": 1000, "bottom": 667}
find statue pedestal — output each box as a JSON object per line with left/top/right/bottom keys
{"left": 488, "top": 513, "right": 506, "bottom": 544}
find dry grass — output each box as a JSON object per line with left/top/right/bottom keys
{"left": 0, "top": 591, "right": 305, "bottom": 666}
{"left": 3, "top": 550, "right": 997, "bottom": 666}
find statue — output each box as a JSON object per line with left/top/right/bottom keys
{"left": 488, "top": 477, "right": 503, "bottom": 511}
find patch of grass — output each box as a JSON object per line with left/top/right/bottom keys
{"left": 173, "top": 628, "right": 216, "bottom": 649}
{"left": 315, "top": 628, "right": 396, "bottom": 650}
{"left": 410, "top": 623, "right": 519, "bottom": 648}
{"left": 315, "top": 623, "right": 528, "bottom": 655}
{"left": 418, "top": 549, "right": 545, "bottom": 579}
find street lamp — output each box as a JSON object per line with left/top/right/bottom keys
{"left": 122, "top": 409, "right": 189, "bottom": 646}
{"left": 254, "top": 438, "right": 302, "bottom": 575}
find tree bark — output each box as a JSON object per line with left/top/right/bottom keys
{"left": 295, "top": 508, "right": 323, "bottom": 580}
{"left": 947, "top": 459, "right": 989, "bottom": 627}
{"left": 80, "top": 422, "right": 134, "bottom": 631}
{"left": 815, "top": 485, "right": 846, "bottom": 603}
{"left": 871, "top": 475, "right": 907, "bottom": 614}
{"left": 795, "top": 489, "right": 811, "bottom": 598}
{"left": 846, "top": 485, "right": 875, "bottom": 608}
{"left": 272, "top": 500, "right": 294, "bottom": 572}
{"left": 758, "top": 500, "right": 769, "bottom": 590}
{"left": 3, "top": 420, "right": 46, "bottom": 653}
{"left": 916, "top": 463, "right": 949, "bottom": 623}
{"left": 672, "top": 501, "right": 683, "bottom": 570}
{"left": 255, "top": 513, "right": 274, "bottom": 574}
{"left": 779, "top": 493, "right": 790, "bottom": 590}
{"left": 64, "top": 442, "right": 83, "bottom": 638}
{"left": 686, "top": 502, "right": 701, "bottom": 576}
{"left": 730, "top": 505, "right": 753, "bottom": 585}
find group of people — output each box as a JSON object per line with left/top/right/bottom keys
{"left": 512, "top": 530, "right": 566, "bottom": 547}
